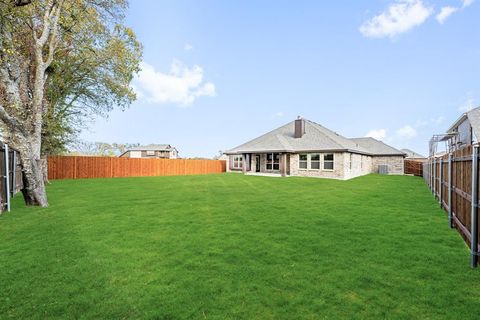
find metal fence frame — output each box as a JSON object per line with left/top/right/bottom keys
{"left": 0, "top": 142, "right": 22, "bottom": 214}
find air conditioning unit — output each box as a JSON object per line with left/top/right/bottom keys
{"left": 378, "top": 165, "right": 389, "bottom": 175}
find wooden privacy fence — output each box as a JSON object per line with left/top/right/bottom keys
{"left": 0, "top": 143, "right": 23, "bottom": 213}
{"left": 404, "top": 159, "right": 424, "bottom": 176}
{"left": 48, "top": 156, "right": 227, "bottom": 180}
{"left": 423, "top": 145, "right": 479, "bottom": 268}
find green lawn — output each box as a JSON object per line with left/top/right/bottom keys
{"left": 1, "top": 174, "right": 479, "bottom": 319}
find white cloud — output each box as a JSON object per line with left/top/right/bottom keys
{"left": 134, "top": 60, "right": 216, "bottom": 106}
{"left": 366, "top": 129, "right": 387, "bottom": 140}
{"left": 184, "top": 43, "right": 194, "bottom": 51}
{"left": 397, "top": 125, "right": 417, "bottom": 138}
{"left": 436, "top": 7, "right": 458, "bottom": 24}
{"left": 359, "top": 0, "right": 433, "bottom": 38}
{"left": 459, "top": 98, "right": 476, "bottom": 112}
{"left": 463, "top": 0, "right": 474, "bottom": 8}
{"left": 436, "top": 0, "right": 475, "bottom": 24}
{"left": 431, "top": 116, "right": 446, "bottom": 125}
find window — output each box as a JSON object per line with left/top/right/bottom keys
{"left": 323, "top": 153, "right": 334, "bottom": 170}
{"left": 311, "top": 153, "right": 320, "bottom": 169}
{"left": 298, "top": 153, "right": 322, "bottom": 170}
{"left": 232, "top": 155, "right": 243, "bottom": 169}
{"left": 146, "top": 150, "right": 155, "bottom": 156}
{"left": 299, "top": 154, "right": 308, "bottom": 169}
{"left": 266, "top": 153, "right": 280, "bottom": 171}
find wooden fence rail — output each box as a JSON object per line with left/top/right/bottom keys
{"left": 423, "top": 145, "right": 479, "bottom": 268}
{"left": 48, "top": 156, "right": 227, "bottom": 180}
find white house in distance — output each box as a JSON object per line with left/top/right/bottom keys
{"left": 225, "top": 118, "right": 405, "bottom": 180}
{"left": 119, "top": 144, "right": 179, "bottom": 159}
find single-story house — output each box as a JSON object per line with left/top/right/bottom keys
{"left": 119, "top": 144, "right": 179, "bottom": 159}
{"left": 225, "top": 118, "right": 405, "bottom": 180}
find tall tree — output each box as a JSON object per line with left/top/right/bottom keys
{"left": 0, "top": 0, "right": 141, "bottom": 206}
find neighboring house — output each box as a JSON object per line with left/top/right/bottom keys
{"left": 445, "top": 107, "right": 480, "bottom": 151}
{"left": 401, "top": 148, "right": 426, "bottom": 161}
{"left": 225, "top": 118, "right": 405, "bottom": 180}
{"left": 119, "top": 144, "right": 179, "bottom": 159}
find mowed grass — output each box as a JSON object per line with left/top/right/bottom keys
{"left": 1, "top": 174, "right": 479, "bottom": 319}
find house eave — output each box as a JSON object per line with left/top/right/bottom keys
{"left": 447, "top": 113, "right": 468, "bottom": 133}
{"left": 225, "top": 149, "right": 405, "bottom": 157}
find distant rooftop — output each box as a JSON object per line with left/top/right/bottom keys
{"left": 127, "top": 144, "right": 175, "bottom": 151}
{"left": 401, "top": 148, "right": 425, "bottom": 159}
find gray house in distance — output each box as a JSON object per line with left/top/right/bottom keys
{"left": 119, "top": 144, "right": 179, "bottom": 159}
{"left": 225, "top": 118, "right": 405, "bottom": 180}
{"left": 445, "top": 107, "right": 480, "bottom": 151}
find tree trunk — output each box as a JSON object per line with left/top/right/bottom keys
{"left": 41, "top": 155, "right": 50, "bottom": 184}
{"left": 17, "top": 143, "right": 48, "bottom": 207}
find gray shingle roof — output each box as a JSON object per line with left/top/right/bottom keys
{"left": 447, "top": 106, "right": 480, "bottom": 138}
{"left": 350, "top": 138, "right": 406, "bottom": 156}
{"left": 467, "top": 107, "right": 480, "bottom": 138}
{"left": 128, "top": 144, "right": 174, "bottom": 151}
{"left": 401, "top": 148, "right": 425, "bottom": 158}
{"left": 226, "top": 119, "right": 403, "bottom": 156}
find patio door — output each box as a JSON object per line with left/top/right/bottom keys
{"left": 255, "top": 155, "right": 261, "bottom": 172}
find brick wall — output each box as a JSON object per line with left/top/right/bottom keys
{"left": 371, "top": 156, "right": 404, "bottom": 175}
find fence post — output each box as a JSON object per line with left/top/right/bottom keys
{"left": 439, "top": 158, "right": 443, "bottom": 207}
{"left": 448, "top": 153, "right": 453, "bottom": 228}
{"left": 4, "top": 144, "right": 10, "bottom": 212}
{"left": 428, "top": 158, "right": 433, "bottom": 191}
{"left": 471, "top": 145, "right": 479, "bottom": 268}
{"left": 74, "top": 156, "right": 77, "bottom": 179}
{"left": 11, "top": 150, "right": 16, "bottom": 197}
{"left": 433, "top": 157, "right": 436, "bottom": 198}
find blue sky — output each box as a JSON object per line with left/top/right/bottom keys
{"left": 80, "top": 0, "right": 480, "bottom": 158}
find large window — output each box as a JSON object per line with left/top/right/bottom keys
{"left": 232, "top": 155, "right": 243, "bottom": 169}
{"left": 299, "top": 154, "right": 308, "bottom": 169}
{"left": 266, "top": 153, "right": 280, "bottom": 171}
{"left": 298, "top": 153, "right": 334, "bottom": 171}
{"left": 323, "top": 154, "right": 334, "bottom": 170}
{"left": 311, "top": 154, "right": 320, "bottom": 169}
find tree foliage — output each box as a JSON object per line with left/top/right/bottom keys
{"left": 0, "top": 0, "right": 142, "bottom": 206}
{"left": 42, "top": 0, "right": 142, "bottom": 155}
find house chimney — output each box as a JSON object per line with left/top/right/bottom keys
{"left": 294, "top": 116, "right": 305, "bottom": 138}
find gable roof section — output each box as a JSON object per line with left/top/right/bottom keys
{"left": 448, "top": 106, "right": 480, "bottom": 139}
{"left": 128, "top": 144, "right": 174, "bottom": 151}
{"left": 119, "top": 144, "right": 178, "bottom": 157}
{"left": 227, "top": 120, "right": 373, "bottom": 155}
{"left": 467, "top": 107, "right": 480, "bottom": 139}
{"left": 350, "top": 137, "right": 405, "bottom": 156}
{"left": 401, "top": 148, "right": 425, "bottom": 158}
